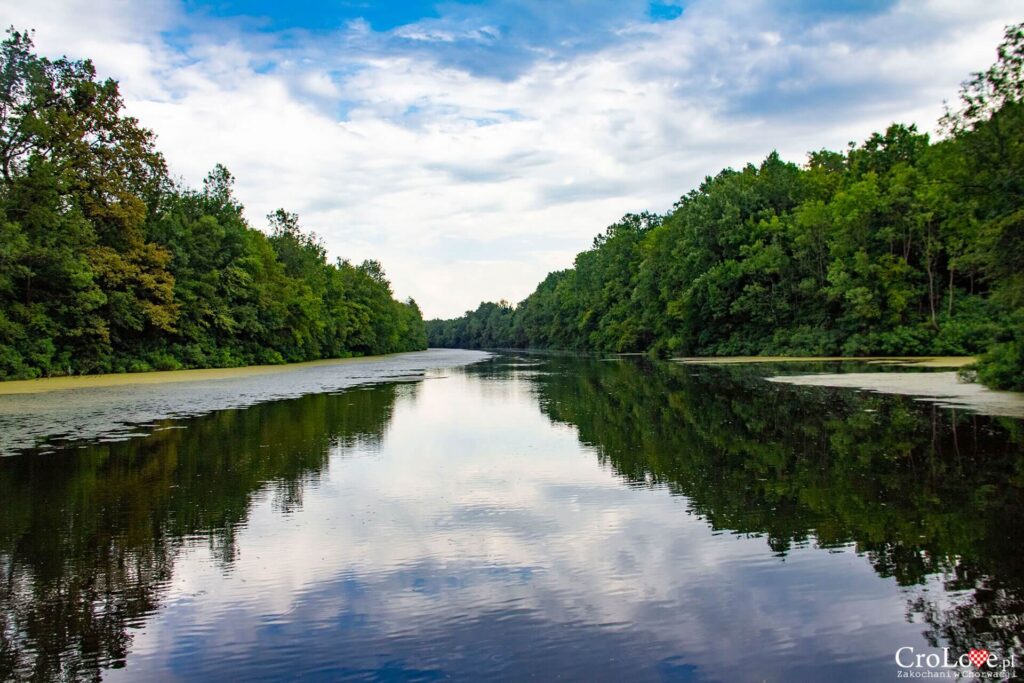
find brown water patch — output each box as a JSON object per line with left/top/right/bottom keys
{"left": 767, "top": 371, "right": 1024, "bottom": 419}
{"left": 673, "top": 356, "right": 975, "bottom": 368}
{"left": 0, "top": 353, "right": 421, "bottom": 395}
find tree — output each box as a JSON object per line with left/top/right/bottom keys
{"left": 0, "top": 31, "right": 426, "bottom": 379}
{"left": 428, "top": 24, "right": 1023, "bottom": 389}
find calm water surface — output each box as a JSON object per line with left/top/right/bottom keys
{"left": 1, "top": 351, "right": 1022, "bottom": 682}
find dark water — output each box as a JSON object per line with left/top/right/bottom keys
{"left": 1, "top": 351, "right": 1022, "bottom": 682}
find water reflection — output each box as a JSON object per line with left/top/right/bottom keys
{"left": 0, "top": 349, "right": 487, "bottom": 454}
{"left": 530, "top": 356, "right": 1024, "bottom": 671}
{"left": 0, "top": 353, "right": 1022, "bottom": 682}
{"left": 0, "top": 384, "right": 405, "bottom": 680}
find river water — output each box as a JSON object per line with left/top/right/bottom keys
{"left": 1, "top": 350, "right": 1021, "bottom": 681}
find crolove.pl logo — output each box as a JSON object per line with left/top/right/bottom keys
{"left": 895, "top": 647, "right": 1016, "bottom": 679}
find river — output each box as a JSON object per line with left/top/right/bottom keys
{"left": 1, "top": 350, "right": 1021, "bottom": 681}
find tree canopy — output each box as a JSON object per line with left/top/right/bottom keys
{"left": 428, "top": 23, "right": 1024, "bottom": 390}
{"left": 0, "top": 30, "right": 426, "bottom": 379}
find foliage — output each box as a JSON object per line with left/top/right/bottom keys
{"left": 428, "top": 23, "right": 1024, "bottom": 390}
{"left": 0, "top": 31, "right": 425, "bottom": 379}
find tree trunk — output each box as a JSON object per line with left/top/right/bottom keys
{"left": 926, "top": 256, "right": 938, "bottom": 330}
{"left": 947, "top": 268, "right": 955, "bottom": 317}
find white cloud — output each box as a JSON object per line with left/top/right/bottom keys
{"left": 0, "top": 0, "right": 1019, "bottom": 317}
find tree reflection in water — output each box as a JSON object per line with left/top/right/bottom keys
{"left": 526, "top": 355, "right": 1024, "bottom": 676}
{"left": 0, "top": 383, "right": 406, "bottom": 681}
{"left": 1, "top": 355, "right": 1022, "bottom": 680}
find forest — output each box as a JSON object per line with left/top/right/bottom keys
{"left": 0, "top": 30, "right": 426, "bottom": 380}
{"left": 427, "top": 24, "right": 1024, "bottom": 390}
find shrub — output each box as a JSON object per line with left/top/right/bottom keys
{"left": 149, "top": 352, "right": 183, "bottom": 371}
{"left": 126, "top": 360, "right": 152, "bottom": 373}
{"left": 977, "top": 340, "right": 1024, "bottom": 390}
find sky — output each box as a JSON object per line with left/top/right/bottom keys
{"left": 1, "top": 0, "right": 1020, "bottom": 318}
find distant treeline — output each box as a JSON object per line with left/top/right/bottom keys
{"left": 0, "top": 31, "right": 426, "bottom": 380}
{"left": 428, "top": 24, "right": 1024, "bottom": 390}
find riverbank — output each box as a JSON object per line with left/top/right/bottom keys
{"left": 672, "top": 355, "right": 1024, "bottom": 418}
{"left": 768, "top": 370, "right": 1024, "bottom": 419}
{"left": 0, "top": 352, "right": 435, "bottom": 395}
{"left": 674, "top": 356, "right": 975, "bottom": 368}
{"left": 0, "top": 349, "right": 491, "bottom": 454}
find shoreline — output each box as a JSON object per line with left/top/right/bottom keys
{"left": 673, "top": 355, "right": 976, "bottom": 368}
{"left": 0, "top": 351, "right": 429, "bottom": 395}
{"left": 768, "top": 371, "right": 1024, "bottom": 419}
{"left": 671, "top": 355, "right": 1024, "bottom": 418}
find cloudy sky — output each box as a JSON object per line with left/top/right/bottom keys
{"left": 3, "top": 0, "right": 1019, "bottom": 318}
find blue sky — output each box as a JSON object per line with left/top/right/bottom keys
{"left": 3, "top": 0, "right": 1020, "bottom": 317}
{"left": 182, "top": 0, "right": 447, "bottom": 31}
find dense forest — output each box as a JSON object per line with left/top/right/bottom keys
{"left": 0, "top": 30, "right": 426, "bottom": 380}
{"left": 428, "top": 24, "right": 1024, "bottom": 390}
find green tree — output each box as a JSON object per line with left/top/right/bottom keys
{"left": 0, "top": 31, "right": 426, "bottom": 380}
